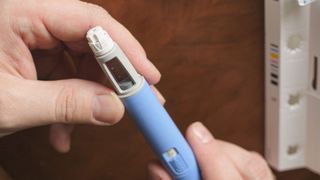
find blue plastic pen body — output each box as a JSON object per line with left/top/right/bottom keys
{"left": 122, "top": 80, "right": 201, "bottom": 180}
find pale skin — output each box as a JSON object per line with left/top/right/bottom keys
{"left": 0, "top": 0, "right": 274, "bottom": 179}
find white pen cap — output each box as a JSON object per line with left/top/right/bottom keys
{"left": 86, "top": 26, "right": 114, "bottom": 56}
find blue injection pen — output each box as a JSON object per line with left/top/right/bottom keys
{"left": 86, "top": 26, "right": 201, "bottom": 180}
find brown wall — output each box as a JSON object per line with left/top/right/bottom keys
{"left": 0, "top": 0, "right": 319, "bottom": 179}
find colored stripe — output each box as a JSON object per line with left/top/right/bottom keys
{"left": 271, "top": 53, "right": 279, "bottom": 59}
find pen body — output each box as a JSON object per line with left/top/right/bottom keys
{"left": 122, "top": 80, "right": 201, "bottom": 180}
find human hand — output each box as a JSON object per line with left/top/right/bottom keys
{"left": 0, "top": 0, "right": 162, "bottom": 152}
{"left": 148, "top": 122, "right": 274, "bottom": 180}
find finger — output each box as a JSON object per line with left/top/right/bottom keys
{"left": 13, "top": 0, "right": 161, "bottom": 85}
{"left": 0, "top": 74, "right": 124, "bottom": 132}
{"left": 218, "top": 141, "right": 274, "bottom": 180}
{"left": 185, "top": 122, "right": 243, "bottom": 180}
{"left": 147, "top": 161, "right": 172, "bottom": 180}
{"left": 150, "top": 86, "right": 166, "bottom": 105}
{"left": 49, "top": 124, "right": 74, "bottom": 153}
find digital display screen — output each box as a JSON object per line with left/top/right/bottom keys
{"left": 105, "top": 57, "right": 134, "bottom": 90}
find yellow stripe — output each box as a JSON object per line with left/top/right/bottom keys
{"left": 271, "top": 53, "right": 279, "bottom": 60}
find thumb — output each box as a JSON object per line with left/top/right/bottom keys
{"left": 185, "top": 122, "right": 242, "bottom": 179}
{"left": 0, "top": 75, "right": 124, "bottom": 132}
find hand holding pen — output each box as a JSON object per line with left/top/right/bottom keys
{"left": 0, "top": 0, "right": 161, "bottom": 152}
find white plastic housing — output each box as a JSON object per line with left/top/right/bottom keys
{"left": 265, "top": 0, "right": 320, "bottom": 174}
{"left": 86, "top": 26, "right": 143, "bottom": 96}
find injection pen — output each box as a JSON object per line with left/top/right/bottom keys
{"left": 86, "top": 26, "right": 201, "bottom": 180}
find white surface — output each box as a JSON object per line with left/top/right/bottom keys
{"left": 306, "top": 0, "right": 320, "bottom": 174}
{"left": 297, "top": 0, "right": 316, "bottom": 6}
{"left": 265, "top": 0, "right": 320, "bottom": 173}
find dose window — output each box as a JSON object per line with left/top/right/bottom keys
{"left": 105, "top": 57, "right": 135, "bottom": 90}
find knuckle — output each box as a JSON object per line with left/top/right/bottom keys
{"left": 91, "top": 4, "right": 107, "bottom": 13}
{"left": 245, "top": 152, "right": 271, "bottom": 180}
{"left": 85, "top": 3, "right": 110, "bottom": 18}
{"left": 55, "top": 86, "right": 77, "bottom": 123}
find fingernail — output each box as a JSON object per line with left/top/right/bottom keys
{"left": 151, "top": 86, "right": 166, "bottom": 105}
{"left": 192, "top": 122, "right": 213, "bottom": 144}
{"left": 93, "top": 92, "right": 123, "bottom": 124}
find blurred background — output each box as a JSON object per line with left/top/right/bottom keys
{"left": 0, "top": 0, "right": 319, "bottom": 179}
